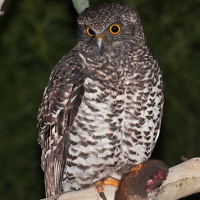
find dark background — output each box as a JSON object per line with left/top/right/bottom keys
{"left": 0, "top": 0, "right": 199, "bottom": 199}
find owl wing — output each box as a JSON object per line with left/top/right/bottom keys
{"left": 37, "top": 51, "right": 85, "bottom": 197}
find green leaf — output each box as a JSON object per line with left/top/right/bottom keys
{"left": 72, "top": 0, "right": 89, "bottom": 14}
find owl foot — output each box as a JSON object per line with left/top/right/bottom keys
{"left": 130, "top": 163, "right": 143, "bottom": 173}
{"left": 96, "top": 177, "right": 120, "bottom": 200}
{"left": 115, "top": 160, "right": 168, "bottom": 200}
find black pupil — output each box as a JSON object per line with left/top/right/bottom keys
{"left": 88, "top": 28, "right": 94, "bottom": 35}
{"left": 111, "top": 26, "right": 119, "bottom": 33}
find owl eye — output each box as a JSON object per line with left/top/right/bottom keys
{"left": 109, "top": 24, "right": 121, "bottom": 35}
{"left": 86, "top": 27, "right": 95, "bottom": 37}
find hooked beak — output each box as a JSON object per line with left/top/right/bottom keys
{"left": 97, "top": 34, "right": 104, "bottom": 56}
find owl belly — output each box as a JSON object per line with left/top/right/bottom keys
{"left": 62, "top": 77, "right": 162, "bottom": 192}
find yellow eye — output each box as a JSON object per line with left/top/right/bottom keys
{"left": 86, "top": 27, "right": 95, "bottom": 37}
{"left": 109, "top": 24, "right": 121, "bottom": 35}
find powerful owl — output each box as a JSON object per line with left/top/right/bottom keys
{"left": 38, "top": 3, "right": 164, "bottom": 197}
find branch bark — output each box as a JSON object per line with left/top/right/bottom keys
{"left": 40, "top": 157, "right": 200, "bottom": 200}
{"left": 0, "top": 0, "right": 5, "bottom": 15}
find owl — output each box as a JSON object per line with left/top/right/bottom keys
{"left": 38, "top": 3, "right": 164, "bottom": 197}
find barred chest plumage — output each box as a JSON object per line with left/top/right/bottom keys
{"left": 61, "top": 52, "right": 163, "bottom": 192}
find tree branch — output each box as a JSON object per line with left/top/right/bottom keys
{"left": 0, "top": 0, "right": 5, "bottom": 15}
{"left": 40, "top": 157, "right": 200, "bottom": 200}
{"left": 157, "top": 157, "right": 200, "bottom": 200}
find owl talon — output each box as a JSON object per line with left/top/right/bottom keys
{"left": 99, "top": 192, "right": 107, "bottom": 200}
{"left": 96, "top": 177, "right": 119, "bottom": 200}
{"left": 96, "top": 181, "right": 106, "bottom": 200}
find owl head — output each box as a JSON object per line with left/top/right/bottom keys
{"left": 77, "top": 3, "right": 146, "bottom": 55}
